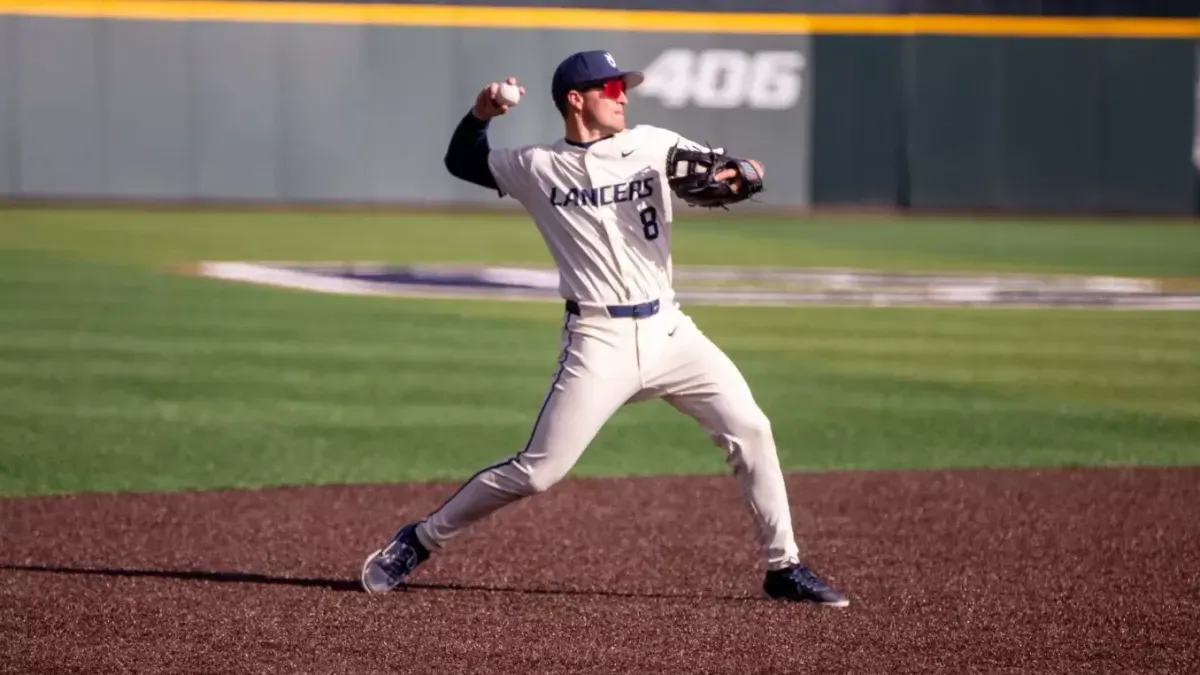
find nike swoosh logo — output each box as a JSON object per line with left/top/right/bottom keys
{"left": 621, "top": 149, "right": 636, "bottom": 157}
{"left": 668, "top": 326, "right": 678, "bottom": 337}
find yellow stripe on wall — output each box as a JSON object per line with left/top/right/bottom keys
{"left": 1, "top": 1, "right": 1197, "bottom": 38}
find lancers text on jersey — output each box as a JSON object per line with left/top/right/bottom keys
{"left": 548, "top": 177, "right": 656, "bottom": 208}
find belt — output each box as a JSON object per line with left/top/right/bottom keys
{"left": 565, "top": 298, "right": 661, "bottom": 318}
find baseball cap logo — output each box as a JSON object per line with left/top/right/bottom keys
{"left": 604, "top": 52, "right": 617, "bottom": 68}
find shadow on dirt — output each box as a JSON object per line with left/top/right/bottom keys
{"left": 1, "top": 563, "right": 361, "bottom": 592}
{"left": 0, "top": 564, "right": 756, "bottom": 602}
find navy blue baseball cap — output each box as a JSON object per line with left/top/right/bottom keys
{"left": 551, "top": 50, "right": 645, "bottom": 114}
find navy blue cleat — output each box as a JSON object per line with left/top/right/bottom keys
{"left": 763, "top": 564, "right": 850, "bottom": 607}
{"left": 360, "top": 523, "right": 430, "bottom": 594}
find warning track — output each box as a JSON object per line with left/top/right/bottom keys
{"left": 3, "top": 467, "right": 1198, "bottom": 674}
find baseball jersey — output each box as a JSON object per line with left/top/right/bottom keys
{"left": 488, "top": 125, "right": 717, "bottom": 308}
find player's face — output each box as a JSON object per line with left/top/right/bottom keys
{"left": 580, "top": 78, "right": 629, "bottom": 134}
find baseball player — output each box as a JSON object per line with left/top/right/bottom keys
{"left": 361, "top": 49, "right": 848, "bottom": 607}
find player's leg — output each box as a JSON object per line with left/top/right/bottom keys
{"left": 640, "top": 311, "right": 849, "bottom": 606}
{"left": 415, "top": 323, "right": 637, "bottom": 549}
{"left": 640, "top": 313, "right": 798, "bottom": 568}
{"left": 361, "top": 315, "right": 639, "bottom": 593}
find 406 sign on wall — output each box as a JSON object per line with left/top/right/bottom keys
{"left": 635, "top": 49, "right": 806, "bottom": 110}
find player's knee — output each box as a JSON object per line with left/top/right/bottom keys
{"left": 718, "top": 411, "right": 775, "bottom": 457}
{"left": 524, "top": 473, "right": 558, "bottom": 495}
{"left": 738, "top": 412, "right": 775, "bottom": 450}
{"left": 519, "top": 461, "right": 570, "bottom": 495}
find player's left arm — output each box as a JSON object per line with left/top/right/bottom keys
{"left": 673, "top": 133, "right": 763, "bottom": 191}
{"left": 658, "top": 129, "right": 765, "bottom": 206}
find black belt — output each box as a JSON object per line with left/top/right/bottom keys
{"left": 565, "top": 298, "right": 661, "bottom": 318}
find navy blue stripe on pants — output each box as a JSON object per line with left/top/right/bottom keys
{"left": 421, "top": 317, "right": 574, "bottom": 523}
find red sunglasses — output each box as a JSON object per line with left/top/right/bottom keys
{"left": 584, "top": 78, "right": 625, "bottom": 100}
{"left": 601, "top": 78, "right": 626, "bottom": 99}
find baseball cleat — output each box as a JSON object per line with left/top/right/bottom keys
{"left": 360, "top": 522, "right": 430, "bottom": 594}
{"left": 763, "top": 564, "right": 850, "bottom": 607}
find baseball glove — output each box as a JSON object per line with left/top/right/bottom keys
{"left": 665, "top": 144, "right": 764, "bottom": 209}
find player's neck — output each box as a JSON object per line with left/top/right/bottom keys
{"left": 564, "top": 119, "right": 616, "bottom": 146}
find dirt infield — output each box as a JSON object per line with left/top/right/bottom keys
{"left": 3, "top": 467, "right": 1198, "bottom": 674}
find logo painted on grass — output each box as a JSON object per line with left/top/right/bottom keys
{"left": 192, "top": 262, "right": 561, "bottom": 300}
{"left": 187, "top": 262, "right": 1200, "bottom": 310}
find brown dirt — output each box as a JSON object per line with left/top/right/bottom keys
{"left": 2, "top": 467, "right": 1198, "bottom": 674}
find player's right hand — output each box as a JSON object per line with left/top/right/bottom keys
{"left": 472, "top": 77, "right": 523, "bottom": 121}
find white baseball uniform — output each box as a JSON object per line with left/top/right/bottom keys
{"left": 415, "top": 124, "right": 802, "bottom": 571}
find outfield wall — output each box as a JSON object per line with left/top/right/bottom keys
{"left": 0, "top": 17, "right": 815, "bottom": 207}
{"left": 0, "top": 4, "right": 1197, "bottom": 214}
{"left": 811, "top": 35, "right": 1198, "bottom": 214}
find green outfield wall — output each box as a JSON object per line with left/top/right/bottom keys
{"left": 0, "top": 2, "right": 1196, "bottom": 214}
{"left": 811, "top": 35, "right": 1198, "bottom": 214}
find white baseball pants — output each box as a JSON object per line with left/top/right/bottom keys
{"left": 414, "top": 299, "right": 802, "bottom": 570}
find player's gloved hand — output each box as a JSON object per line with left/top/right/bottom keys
{"left": 715, "top": 159, "right": 764, "bottom": 194}
{"left": 665, "top": 144, "right": 765, "bottom": 209}
{"left": 473, "top": 77, "right": 524, "bottom": 121}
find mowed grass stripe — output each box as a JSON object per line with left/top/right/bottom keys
{"left": 732, "top": 332, "right": 1200, "bottom": 364}
{"left": 710, "top": 303, "right": 1200, "bottom": 343}
{"left": 719, "top": 310, "right": 1200, "bottom": 418}
{"left": 3, "top": 208, "right": 1199, "bottom": 277}
{"left": 0, "top": 395, "right": 524, "bottom": 429}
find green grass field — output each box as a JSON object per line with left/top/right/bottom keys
{"left": 2, "top": 207, "right": 1198, "bottom": 497}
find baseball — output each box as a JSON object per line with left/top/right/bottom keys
{"left": 495, "top": 82, "right": 521, "bottom": 107}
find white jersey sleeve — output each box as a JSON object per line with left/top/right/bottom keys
{"left": 628, "top": 125, "right": 725, "bottom": 176}
{"left": 487, "top": 146, "right": 537, "bottom": 200}
{"left": 672, "top": 133, "right": 724, "bottom": 155}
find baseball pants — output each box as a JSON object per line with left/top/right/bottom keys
{"left": 414, "top": 299, "right": 802, "bottom": 570}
